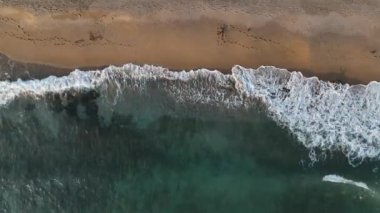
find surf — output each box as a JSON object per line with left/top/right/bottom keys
{"left": 0, "top": 64, "right": 379, "bottom": 165}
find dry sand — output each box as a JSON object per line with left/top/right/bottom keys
{"left": 1, "top": 0, "right": 380, "bottom": 83}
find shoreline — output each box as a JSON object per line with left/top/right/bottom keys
{"left": 0, "top": 52, "right": 363, "bottom": 85}
{"left": 1, "top": 3, "right": 380, "bottom": 83}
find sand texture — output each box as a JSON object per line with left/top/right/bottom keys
{"left": 1, "top": 0, "right": 380, "bottom": 83}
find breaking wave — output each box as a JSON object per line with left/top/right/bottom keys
{"left": 0, "top": 64, "right": 379, "bottom": 165}
{"left": 322, "top": 174, "right": 372, "bottom": 192}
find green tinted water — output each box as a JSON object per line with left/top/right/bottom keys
{"left": 0, "top": 111, "right": 379, "bottom": 212}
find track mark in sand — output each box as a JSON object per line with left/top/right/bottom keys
{"left": 370, "top": 49, "right": 380, "bottom": 59}
{"left": 216, "top": 24, "right": 280, "bottom": 50}
{"left": 216, "top": 24, "right": 227, "bottom": 44}
{"left": 89, "top": 31, "right": 103, "bottom": 41}
{"left": 0, "top": 20, "right": 132, "bottom": 48}
{"left": 229, "top": 25, "right": 280, "bottom": 45}
{"left": 0, "top": 16, "right": 18, "bottom": 25}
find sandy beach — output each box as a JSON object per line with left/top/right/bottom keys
{"left": 1, "top": 2, "right": 380, "bottom": 212}
{"left": 1, "top": 0, "right": 380, "bottom": 83}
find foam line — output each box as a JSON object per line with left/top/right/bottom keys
{"left": 0, "top": 64, "right": 379, "bottom": 164}
{"left": 323, "top": 174, "right": 372, "bottom": 192}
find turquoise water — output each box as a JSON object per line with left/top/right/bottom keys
{"left": 0, "top": 64, "right": 379, "bottom": 212}
{"left": 0, "top": 108, "right": 379, "bottom": 212}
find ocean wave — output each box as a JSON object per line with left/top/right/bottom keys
{"left": 232, "top": 66, "right": 380, "bottom": 165}
{"left": 0, "top": 64, "right": 379, "bottom": 165}
{"left": 323, "top": 174, "right": 372, "bottom": 192}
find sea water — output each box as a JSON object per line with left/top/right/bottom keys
{"left": 0, "top": 64, "right": 379, "bottom": 212}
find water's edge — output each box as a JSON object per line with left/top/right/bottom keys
{"left": 0, "top": 64, "right": 379, "bottom": 165}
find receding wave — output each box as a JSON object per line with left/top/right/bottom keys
{"left": 0, "top": 64, "right": 379, "bottom": 165}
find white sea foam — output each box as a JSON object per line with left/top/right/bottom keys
{"left": 0, "top": 64, "right": 379, "bottom": 165}
{"left": 323, "top": 174, "right": 372, "bottom": 191}
{"left": 0, "top": 70, "right": 96, "bottom": 106}
{"left": 232, "top": 65, "right": 380, "bottom": 165}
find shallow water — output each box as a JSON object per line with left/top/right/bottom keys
{"left": 0, "top": 64, "right": 379, "bottom": 212}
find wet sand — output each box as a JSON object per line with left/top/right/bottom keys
{"left": 1, "top": 1, "right": 380, "bottom": 83}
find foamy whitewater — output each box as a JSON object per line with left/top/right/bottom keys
{"left": 323, "top": 174, "right": 372, "bottom": 192}
{"left": 0, "top": 64, "right": 379, "bottom": 165}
